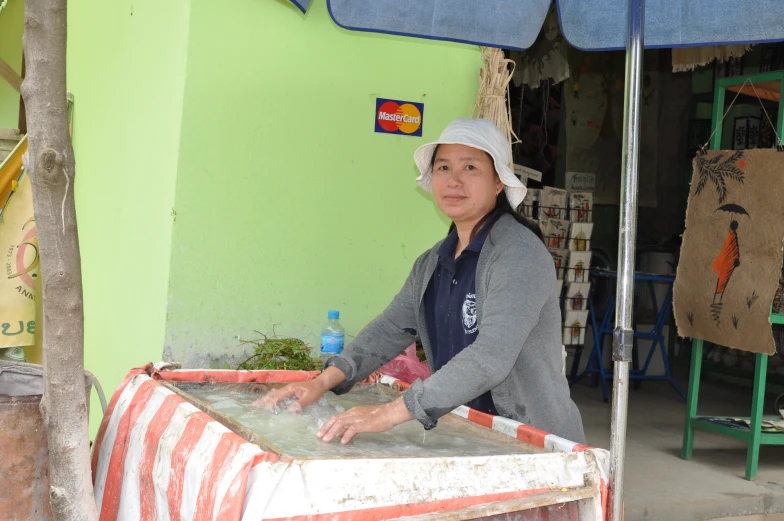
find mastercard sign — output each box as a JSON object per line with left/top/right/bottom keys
{"left": 375, "top": 98, "right": 424, "bottom": 137}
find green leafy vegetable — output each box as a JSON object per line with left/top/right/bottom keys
{"left": 237, "top": 332, "right": 322, "bottom": 372}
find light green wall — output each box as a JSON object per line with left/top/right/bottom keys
{"left": 68, "top": 0, "right": 190, "bottom": 434}
{"left": 164, "top": 0, "right": 481, "bottom": 368}
{"left": 0, "top": 0, "right": 23, "bottom": 129}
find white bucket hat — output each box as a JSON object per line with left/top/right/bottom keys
{"left": 414, "top": 118, "right": 527, "bottom": 210}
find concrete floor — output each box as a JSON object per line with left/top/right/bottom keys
{"left": 572, "top": 375, "right": 784, "bottom": 521}
{"left": 711, "top": 517, "right": 784, "bottom": 521}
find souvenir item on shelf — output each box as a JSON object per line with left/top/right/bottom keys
{"left": 569, "top": 192, "right": 594, "bottom": 223}
{"left": 566, "top": 282, "right": 591, "bottom": 311}
{"left": 549, "top": 248, "right": 569, "bottom": 280}
{"left": 567, "top": 251, "right": 592, "bottom": 283}
{"left": 569, "top": 222, "right": 594, "bottom": 252}
{"left": 563, "top": 310, "right": 590, "bottom": 345}
{"left": 540, "top": 186, "right": 568, "bottom": 220}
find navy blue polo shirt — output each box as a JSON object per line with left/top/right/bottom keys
{"left": 424, "top": 221, "right": 498, "bottom": 415}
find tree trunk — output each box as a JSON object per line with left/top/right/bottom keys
{"left": 21, "top": 1, "right": 97, "bottom": 520}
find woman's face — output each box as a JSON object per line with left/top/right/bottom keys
{"left": 431, "top": 144, "right": 503, "bottom": 225}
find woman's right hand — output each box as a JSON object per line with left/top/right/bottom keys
{"left": 253, "top": 366, "right": 347, "bottom": 412}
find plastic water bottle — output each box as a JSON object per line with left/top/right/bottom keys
{"left": 320, "top": 310, "right": 345, "bottom": 360}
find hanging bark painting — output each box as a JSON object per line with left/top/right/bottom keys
{"left": 674, "top": 149, "right": 784, "bottom": 355}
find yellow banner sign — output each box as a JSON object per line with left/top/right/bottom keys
{"left": 0, "top": 171, "right": 37, "bottom": 348}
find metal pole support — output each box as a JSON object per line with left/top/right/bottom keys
{"left": 610, "top": 0, "right": 645, "bottom": 520}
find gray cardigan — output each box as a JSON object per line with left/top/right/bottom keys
{"left": 327, "top": 214, "right": 586, "bottom": 444}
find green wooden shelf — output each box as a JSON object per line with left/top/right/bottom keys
{"left": 682, "top": 71, "right": 784, "bottom": 481}
{"left": 692, "top": 94, "right": 778, "bottom": 109}
{"left": 691, "top": 417, "right": 784, "bottom": 445}
{"left": 683, "top": 342, "right": 777, "bottom": 480}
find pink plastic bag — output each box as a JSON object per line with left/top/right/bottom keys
{"left": 378, "top": 344, "right": 431, "bottom": 384}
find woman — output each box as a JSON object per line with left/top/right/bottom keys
{"left": 258, "top": 118, "right": 586, "bottom": 445}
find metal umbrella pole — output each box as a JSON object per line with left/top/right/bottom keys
{"left": 610, "top": 0, "right": 645, "bottom": 520}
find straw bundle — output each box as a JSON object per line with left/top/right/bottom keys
{"left": 471, "top": 47, "right": 519, "bottom": 168}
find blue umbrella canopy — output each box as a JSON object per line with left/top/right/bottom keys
{"left": 290, "top": 0, "right": 784, "bottom": 51}
{"left": 559, "top": 0, "right": 784, "bottom": 50}
{"left": 283, "top": 3, "right": 784, "bottom": 521}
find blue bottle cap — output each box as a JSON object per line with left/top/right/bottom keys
{"left": 328, "top": 310, "right": 340, "bottom": 320}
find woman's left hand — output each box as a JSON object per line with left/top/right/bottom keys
{"left": 317, "top": 397, "right": 414, "bottom": 444}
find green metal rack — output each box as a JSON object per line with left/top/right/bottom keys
{"left": 681, "top": 71, "right": 784, "bottom": 481}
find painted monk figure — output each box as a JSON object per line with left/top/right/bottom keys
{"left": 712, "top": 220, "right": 740, "bottom": 304}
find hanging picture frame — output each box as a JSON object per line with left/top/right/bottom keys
{"left": 747, "top": 116, "right": 761, "bottom": 149}
{"left": 759, "top": 109, "right": 779, "bottom": 149}
{"left": 733, "top": 116, "right": 762, "bottom": 150}
{"left": 733, "top": 117, "right": 749, "bottom": 150}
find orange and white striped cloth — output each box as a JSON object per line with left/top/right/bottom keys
{"left": 93, "top": 365, "right": 610, "bottom": 521}
{"left": 91, "top": 366, "right": 284, "bottom": 521}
